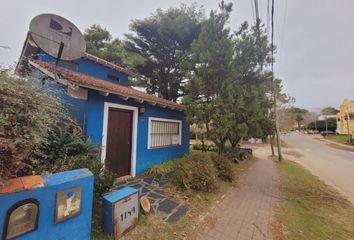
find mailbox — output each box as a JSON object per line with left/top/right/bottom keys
{"left": 3, "top": 199, "right": 39, "bottom": 240}
{"left": 103, "top": 187, "right": 139, "bottom": 238}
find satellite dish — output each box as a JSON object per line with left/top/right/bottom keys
{"left": 29, "top": 13, "right": 86, "bottom": 61}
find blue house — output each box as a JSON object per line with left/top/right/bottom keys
{"left": 17, "top": 38, "right": 190, "bottom": 177}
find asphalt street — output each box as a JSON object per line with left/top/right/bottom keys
{"left": 282, "top": 133, "right": 354, "bottom": 203}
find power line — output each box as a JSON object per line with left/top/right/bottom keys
{"left": 0, "top": 45, "right": 10, "bottom": 49}
{"left": 277, "top": 0, "right": 288, "bottom": 71}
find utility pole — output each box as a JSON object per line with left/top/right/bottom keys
{"left": 325, "top": 115, "right": 328, "bottom": 137}
{"left": 346, "top": 111, "right": 351, "bottom": 143}
{"left": 271, "top": 0, "right": 282, "bottom": 161}
{"left": 273, "top": 82, "right": 283, "bottom": 160}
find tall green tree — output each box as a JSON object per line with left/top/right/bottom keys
{"left": 321, "top": 106, "right": 339, "bottom": 115}
{"left": 124, "top": 4, "right": 203, "bottom": 101}
{"left": 84, "top": 25, "right": 143, "bottom": 67}
{"left": 84, "top": 24, "right": 112, "bottom": 53}
{"left": 183, "top": 1, "right": 235, "bottom": 153}
{"left": 228, "top": 21, "right": 274, "bottom": 146}
{"left": 289, "top": 107, "right": 308, "bottom": 129}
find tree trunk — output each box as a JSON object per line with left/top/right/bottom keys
{"left": 201, "top": 137, "right": 206, "bottom": 152}
{"left": 229, "top": 136, "right": 241, "bottom": 149}
{"left": 270, "top": 135, "right": 275, "bottom": 156}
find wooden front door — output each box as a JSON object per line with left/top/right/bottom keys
{"left": 105, "top": 108, "right": 133, "bottom": 177}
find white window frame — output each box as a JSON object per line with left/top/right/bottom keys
{"left": 101, "top": 102, "right": 138, "bottom": 177}
{"left": 147, "top": 117, "right": 182, "bottom": 149}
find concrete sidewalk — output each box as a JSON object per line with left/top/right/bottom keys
{"left": 196, "top": 147, "right": 279, "bottom": 240}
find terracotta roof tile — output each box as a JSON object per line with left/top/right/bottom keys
{"left": 83, "top": 53, "right": 137, "bottom": 77}
{"left": 0, "top": 176, "right": 44, "bottom": 194}
{"left": 29, "top": 60, "right": 185, "bottom": 110}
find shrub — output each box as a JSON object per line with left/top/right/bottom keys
{"left": 27, "top": 127, "right": 99, "bottom": 175}
{"left": 173, "top": 152, "right": 218, "bottom": 192}
{"left": 224, "top": 147, "right": 253, "bottom": 162}
{"left": 145, "top": 160, "right": 177, "bottom": 176}
{"left": 0, "top": 144, "right": 26, "bottom": 185}
{"left": 224, "top": 147, "right": 239, "bottom": 163}
{"left": 192, "top": 142, "right": 218, "bottom": 152}
{"left": 307, "top": 118, "right": 337, "bottom": 132}
{"left": 0, "top": 70, "right": 69, "bottom": 183}
{"left": 209, "top": 153, "right": 235, "bottom": 182}
{"left": 62, "top": 154, "right": 116, "bottom": 200}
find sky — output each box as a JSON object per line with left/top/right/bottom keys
{"left": 0, "top": 0, "right": 353, "bottom": 111}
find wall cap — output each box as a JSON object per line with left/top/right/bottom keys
{"left": 0, "top": 176, "right": 44, "bottom": 195}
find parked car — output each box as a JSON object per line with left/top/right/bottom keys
{"left": 320, "top": 130, "right": 334, "bottom": 137}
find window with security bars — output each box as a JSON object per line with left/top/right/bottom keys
{"left": 149, "top": 119, "right": 181, "bottom": 148}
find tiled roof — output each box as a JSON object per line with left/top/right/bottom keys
{"left": 83, "top": 53, "right": 137, "bottom": 77}
{"left": 29, "top": 60, "right": 185, "bottom": 111}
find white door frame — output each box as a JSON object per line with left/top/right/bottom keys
{"left": 101, "top": 102, "right": 138, "bottom": 177}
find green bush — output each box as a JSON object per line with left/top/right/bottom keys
{"left": 0, "top": 70, "right": 69, "bottom": 183}
{"left": 27, "top": 127, "right": 99, "bottom": 175}
{"left": 28, "top": 128, "right": 115, "bottom": 200}
{"left": 173, "top": 152, "right": 218, "bottom": 192}
{"left": 224, "top": 147, "right": 253, "bottom": 162}
{"left": 145, "top": 160, "right": 176, "bottom": 176}
{"left": 209, "top": 153, "right": 235, "bottom": 182}
{"left": 307, "top": 118, "right": 337, "bottom": 132}
{"left": 62, "top": 154, "right": 116, "bottom": 200}
{"left": 192, "top": 142, "right": 218, "bottom": 152}
{"left": 224, "top": 147, "right": 239, "bottom": 163}
{"left": 0, "top": 70, "right": 115, "bottom": 199}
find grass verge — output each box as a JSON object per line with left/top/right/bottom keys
{"left": 91, "top": 153, "right": 256, "bottom": 240}
{"left": 326, "top": 134, "right": 352, "bottom": 145}
{"left": 273, "top": 159, "right": 354, "bottom": 240}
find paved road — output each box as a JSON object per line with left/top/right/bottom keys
{"left": 283, "top": 133, "right": 354, "bottom": 203}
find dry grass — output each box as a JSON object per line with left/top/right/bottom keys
{"left": 283, "top": 150, "right": 303, "bottom": 158}
{"left": 322, "top": 142, "right": 354, "bottom": 153}
{"left": 273, "top": 159, "right": 354, "bottom": 240}
{"left": 280, "top": 140, "right": 292, "bottom": 148}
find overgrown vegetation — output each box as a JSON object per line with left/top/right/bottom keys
{"left": 274, "top": 159, "right": 354, "bottom": 240}
{"left": 66, "top": 154, "right": 116, "bottom": 200}
{"left": 0, "top": 70, "right": 69, "bottom": 183}
{"left": 0, "top": 70, "right": 115, "bottom": 199}
{"left": 209, "top": 152, "right": 234, "bottom": 182}
{"left": 147, "top": 152, "right": 240, "bottom": 192}
{"left": 173, "top": 152, "right": 218, "bottom": 192}
{"left": 29, "top": 127, "right": 116, "bottom": 200}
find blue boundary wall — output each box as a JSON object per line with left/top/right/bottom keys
{"left": 0, "top": 169, "right": 94, "bottom": 240}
